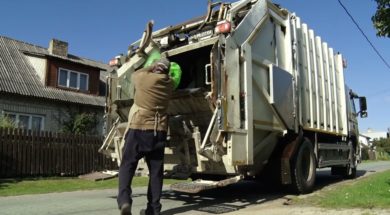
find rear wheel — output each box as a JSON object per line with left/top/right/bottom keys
{"left": 290, "top": 138, "right": 316, "bottom": 194}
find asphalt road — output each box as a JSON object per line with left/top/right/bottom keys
{"left": 0, "top": 161, "right": 389, "bottom": 215}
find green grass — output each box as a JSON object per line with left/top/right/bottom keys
{"left": 0, "top": 176, "right": 185, "bottom": 197}
{"left": 307, "top": 170, "right": 390, "bottom": 209}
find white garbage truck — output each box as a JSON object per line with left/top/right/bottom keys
{"left": 99, "top": 0, "right": 367, "bottom": 193}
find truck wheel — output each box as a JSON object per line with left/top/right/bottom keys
{"left": 345, "top": 146, "right": 357, "bottom": 179}
{"left": 331, "top": 143, "right": 357, "bottom": 179}
{"left": 290, "top": 138, "right": 316, "bottom": 194}
{"left": 346, "top": 165, "right": 357, "bottom": 179}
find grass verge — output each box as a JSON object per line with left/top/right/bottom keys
{"left": 0, "top": 176, "right": 185, "bottom": 197}
{"left": 304, "top": 170, "right": 390, "bottom": 209}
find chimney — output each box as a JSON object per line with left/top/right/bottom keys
{"left": 48, "top": 39, "right": 68, "bottom": 57}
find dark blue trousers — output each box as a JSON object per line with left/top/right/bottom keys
{"left": 117, "top": 129, "right": 166, "bottom": 215}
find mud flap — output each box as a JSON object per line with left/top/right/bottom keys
{"left": 281, "top": 131, "right": 303, "bottom": 185}
{"left": 170, "top": 175, "right": 243, "bottom": 193}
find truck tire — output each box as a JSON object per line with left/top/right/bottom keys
{"left": 290, "top": 138, "right": 316, "bottom": 194}
{"left": 331, "top": 147, "right": 357, "bottom": 179}
{"left": 345, "top": 165, "right": 357, "bottom": 179}
{"left": 345, "top": 145, "right": 357, "bottom": 179}
{"left": 331, "top": 165, "right": 356, "bottom": 179}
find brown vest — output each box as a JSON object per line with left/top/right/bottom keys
{"left": 126, "top": 67, "right": 173, "bottom": 132}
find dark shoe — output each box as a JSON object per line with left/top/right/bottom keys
{"left": 140, "top": 208, "right": 160, "bottom": 215}
{"left": 120, "top": 203, "right": 132, "bottom": 215}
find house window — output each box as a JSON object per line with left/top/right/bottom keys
{"left": 58, "top": 68, "right": 89, "bottom": 91}
{"left": 4, "top": 112, "right": 45, "bottom": 131}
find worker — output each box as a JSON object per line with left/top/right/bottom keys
{"left": 117, "top": 58, "right": 174, "bottom": 215}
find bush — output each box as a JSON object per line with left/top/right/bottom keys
{"left": 0, "top": 115, "right": 16, "bottom": 129}
{"left": 373, "top": 138, "right": 390, "bottom": 154}
{"left": 372, "top": 138, "right": 390, "bottom": 160}
{"left": 376, "top": 147, "right": 390, "bottom": 160}
{"left": 60, "top": 113, "right": 97, "bottom": 135}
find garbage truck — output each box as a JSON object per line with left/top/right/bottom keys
{"left": 99, "top": 0, "right": 367, "bottom": 194}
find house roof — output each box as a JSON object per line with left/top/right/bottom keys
{"left": 0, "top": 36, "right": 109, "bottom": 107}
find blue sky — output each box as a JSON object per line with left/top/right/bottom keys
{"left": 1, "top": 0, "right": 389, "bottom": 132}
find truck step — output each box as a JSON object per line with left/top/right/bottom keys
{"left": 170, "top": 175, "right": 243, "bottom": 193}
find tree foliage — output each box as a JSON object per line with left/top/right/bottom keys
{"left": 61, "top": 112, "right": 97, "bottom": 135}
{"left": 0, "top": 115, "right": 16, "bottom": 129}
{"left": 372, "top": 0, "right": 390, "bottom": 37}
{"left": 373, "top": 137, "right": 390, "bottom": 153}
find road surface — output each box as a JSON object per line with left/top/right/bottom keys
{"left": 0, "top": 161, "right": 389, "bottom": 215}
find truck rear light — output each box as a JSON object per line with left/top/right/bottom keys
{"left": 215, "top": 20, "right": 231, "bottom": 34}
{"left": 109, "top": 58, "right": 118, "bottom": 67}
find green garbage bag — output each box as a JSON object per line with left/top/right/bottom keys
{"left": 143, "top": 50, "right": 161, "bottom": 68}
{"left": 169, "top": 62, "right": 182, "bottom": 89}
{"left": 143, "top": 50, "right": 182, "bottom": 89}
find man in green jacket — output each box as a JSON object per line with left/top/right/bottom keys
{"left": 117, "top": 58, "right": 173, "bottom": 215}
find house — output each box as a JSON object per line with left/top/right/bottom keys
{"left": 362, "top": 128, "right": 389, "bottom": 141}
{"left": 0, "top": 36, "right": 109, "bottom": 135}
{"left": 359, "top": 133, "right": 371, "bottom": 148}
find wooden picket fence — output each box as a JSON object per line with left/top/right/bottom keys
{"left": 0, "top": 128, "right": 117, "bottom": 178}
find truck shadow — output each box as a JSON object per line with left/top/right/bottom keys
{"left": 315, "top": 168, "right": 367, "bottom": 190}
{"left": 161, "top": 181, "right": 283, "bottom": 214}
{"left": 160, "top": 169, "right": 367, "bottom": 215}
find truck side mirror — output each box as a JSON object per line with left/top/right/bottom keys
{"left": 359, "top": 96, "right": 367, "bottom": 118}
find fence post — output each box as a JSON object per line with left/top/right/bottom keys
{"left": 25, "top": 129, "right": 32, "bottom": 176}
{"left": 0, "top": 128, "right": 4, "bottom": 177}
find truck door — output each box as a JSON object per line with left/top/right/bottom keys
{"left": 347, "top": 90, "right": 358, "bottom": 138}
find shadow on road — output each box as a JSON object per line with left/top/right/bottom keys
{"left": 314, "top": 169, "right": 367, "bottom": 190}
{"left": 161, "top": 180, "right": 284, "bottom": 215}
{"left": 160, "top": 169, "right": 368, "bottom": 215}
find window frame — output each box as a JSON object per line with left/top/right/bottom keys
{"left": 57, "top": 67, "right": 89, "bottom": 91}
{"left": 3, "top": 112, "right": 45, "bottom": 131}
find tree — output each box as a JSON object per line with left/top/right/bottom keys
{"left": 372, "top": 138, "right": 390, "bottom": 160}
{"left": 60, "top": 112, "right": 97, "bottom": 135}
{"left": 372, "top": 137, "right": 390, "bottom": 153}
{"left": 372, "top": 0, "right": 390, "bottom": 37}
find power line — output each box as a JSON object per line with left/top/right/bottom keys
{"left": 337, "top": 0, "right": 390, "bottom": 71}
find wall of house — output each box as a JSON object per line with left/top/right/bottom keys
{"left": 362, "top": 130, "right": 389, "bottom": 141}
{"left": 26, "top": 55, "right": 47, "bottom": 84}
{"left": 0, "top": 94, "right": 105, "bottom": 135}
{"left": 46, "top": 58, "right": 101, "bottom": 96}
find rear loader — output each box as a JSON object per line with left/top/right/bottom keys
{"left": 99, "top": 0, "right": 368, "bottom": 194}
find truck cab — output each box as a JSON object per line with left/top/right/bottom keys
{"left": 346, "top": 87, "right": 367, "bottom": 164}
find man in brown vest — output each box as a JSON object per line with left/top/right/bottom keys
{"left": 117, "top": 58, "right": 173, "bottom": 215}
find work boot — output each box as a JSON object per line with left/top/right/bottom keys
{"left": 140, "top": 208, "right": 160, "bottom": 215}
{"left": 120, "top": 203, "right": 132, "bottom": 215}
